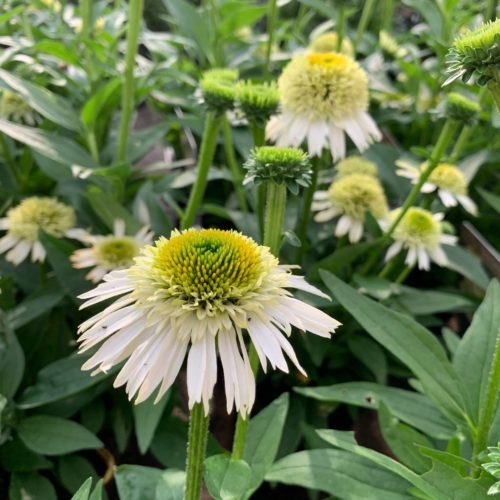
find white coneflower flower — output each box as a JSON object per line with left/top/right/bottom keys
{"left": 0, "top": 91, "right": 39, "bottom": 125}
{"left": 312, "top": 173, "right": 388, "bottom": 243}
{"left": 0, "top": 197, "right": 76, "bottom": 265}
{"left": 396, "top": 161, "right": 478, "bottom": 215}
{"left": 384, "top": 207, "right": 457, "bottom": 270}
{"left": 77, "top": 229, "right": 340, "bottom": 417}
{"left": 70, "top": 220, "right": 154, "bottom": 283}
{"left": 266, "top": 52, "right": 382, "bottom": 160}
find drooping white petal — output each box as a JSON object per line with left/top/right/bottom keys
{"left": 405, "top": 246, "right": 417, "bottom": 268}
{"left": 438, "top": 190, "right": 458, "bottom": 207}
{"left": 328, "top": 125, "right": 346, "bottom": 162}
{"left": 114, "top": 219, "right": 126, "bottom": 237}
{"left": 286, "top": 274, "right": 331, "bottom": 300}
{"left": 7, "top": 240, "right": 32, "bottom": 265}
{"left": 348, "top": 219, "right": 364, "bottom": 243}
{"left": 307, "top": 121, "right": 328, "bottom": 157}
{"left": 335, "top": 214, "right": 352, "bottom": 237}
{"left": 0, "top": 234, "right": 20, "bottom": 253}
{"left": 440, "top": 234, "right": 458, "bottom": 246}
{"left": 430, "top": 246, "right": 448, "bottom": 267}
{"left": 456, "top": 195, "right": 478, "bottom": 215}
{"left": 417, "top": 246, "right": 431, "bottom": 271}
{"left": 385, "top": 241, "right": 403, "bottom": 262}
{"left": 314, "top": 207, "right": 338, "bottom": 222}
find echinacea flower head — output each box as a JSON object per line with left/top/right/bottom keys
{"left": 70, "top": 220, "right": 154, "bottom": 283}
{"left": 385, "top": 207, "right": 457, "bottom": 270}
{"left": 266, "top": 53, "right": 381, "bottom": 160}
{"left": 77, "top": 228, "right": 340, "bottom": 417}
{"left": 444, "top": 19, "right": 500, "bottom": 87}
{"left": 200, "top": 68, "right": 239, "bottom": 113}
{"left": 312, "top": 174, "right": 388, "bottom": 243}
{"left": 243, "top": 146, "right": 312, "bottom": 194}
{"left": 0, "top": 197, "right": 76, "bottom": 265}
{"left": 336, "top": 155, "right": 378, "bottom": 178}
{"left": 236, "top": 81, "right": 279, "bottom": 125}
{"left": 396, "top": 160, "right": 477, "bottom": 215}
{"left": 445, "top": 92, "right": 481, "bottom": 124}
{"left": 309, "top": 32, "right": 354, "bottom": 57}
{"left": 0, "top": 91, "right": 38, "bottom": 125}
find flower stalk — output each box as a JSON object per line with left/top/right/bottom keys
{"left": 473, "top": 331, "right": 500, "bottom": 466}
{"left": 184, "top": 402, "right": 210, "bottom": 500}
{"left": 294, "top": 156, "right": 319, "bottom": 262}
{"left": 354, "top": 0, "right": 375, "bottom": 52}
{"left": 361, "top": 118, "right": 458, "bottom": 274}
{"left": 116, "top": 0, "right": 144, "bottom": 162}
{"left": 222, "top": 116, "right": 248, "bottom": 213}
{"left": 181, "top": 112, "right": 222, "bottom": 229}
{"left": 263, "top": 0, "right": 278, "bottom": 75}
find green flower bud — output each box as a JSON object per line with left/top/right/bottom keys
{"left": 199, "top": 69, "right": 239, "bottom": 113}
{"left": 445, "top": 92, "right": 481, "bottom": 124}
{"left": 236, "top": 81, "right": 279, "bottom": 125}
{"left": 309, "top": 32, "right": 354, "bottom": 57}
{"left": 336, "top": 156, "right": 378, "bottom": 178}
{"left": 243, "top": 146, "right": 311, "bottom": 194}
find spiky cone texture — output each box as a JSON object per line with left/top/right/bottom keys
{"left": 444, "top": 19, "right": 500, "bottom": 87}
{"left": 243, "top": 146, "right": 312, "bottom": 194}
{"left": 383, "top": 207, "right": 457, "bottom": 271}
{"left": 0, "top": 197, "right": 76, "bottom": 265}
{"left": 77, "top": 229, "right": 340, "bottom": 417}
{"left": 335, "top": 155, "right": 378, "bottom": 178}
{"left": 266, "top": 53, "right": 381, "bottom": 160}
{"left": 312, "top": 173, "right": 388, "bottom": 243}
{"left": 199, "top": 69, "right": 239, "bottom": 113}
{"left": 70, "top": 220, "right": 154, "bottom": 283}
{"left": 308, "top": 32, "right": 354, "bottom": 57}
{"left": 236, "top": 81, "right": 280, "bottom": 126}
{"left": 396, "top": 160, "right": 478, "bottom": 215}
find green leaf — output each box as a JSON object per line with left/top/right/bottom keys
{"left": 317, "top": 430, "right": 447, "bottom": 499}
{"left": 86, "top": 186, "right": 142, "bottom": 233}
{"left": 243, "top": 393, "right": 289, "bottom": 497}
{"left": 6, "top": 280, "right": 65, "bottom": 330}
{"left": 347, "top": 336, "right": 388, "bottom": 384}
{"left": 163, "top": 0, "right": 214, "bottom": 64}
{"left": 205, "top": 455, "right": 252, "bottom": 500}
{"left": 0, "top": 438, "right": 52, "bottom": 472}
{"left": 418, "top": 447, "right": 477, "bottom": 476}
{"left": 18, "top": 353, "right": 117, "bottom": 409}
{"left": 115, "top": 465, "right": 164, "bottom": 500}
{"left": 312, "top": 241, "right": 374, "bottom": 278}
{"left": 58, "top": 455, "right": 98, "bottom": 494}
{"left": 266, "top": 447, "right": 411, "bottom": 499}
{"left": 17, "top": 415, "right": 103, "bottom": 455}
{"left": 81, "top": 78, "right": 121, "bottom": 129}
{"left": 133, "top": 390, "right": 170, "bottom": 454}
{"left": 378, "top": 402, "right": 433, "bottom": 473}
{"left": 0, "top": 119, "right": 96, "bottom": 168}
{"left": 320, "top": 271, "right": 468, "bottom": 426}
{"left": 155, "top": 470, "right": 185, "bottom": 500}
{"left": 70, "top": 477, "right": 92, "bottom": 500}
{"left": 0, "top": 69, "right": 81, "bottom": 131}
{"left": 9, "top": 472, "right": 57, "bottom": 500}
{"left": 297, "top": 0, "right": 336, "bottom": 18}
{"left": 477, "top": 187, "right": 500, "bottom": 214}
{"left": 0, "top": 317, "right": 25, "bottom": 399}
{"left": 453, "top": 280, "right": 500, "bottom": 425}
{"left": 443, "top": 245, "right": 490, "bottom": 290}
{"left": 296, "top": 381, "right": 454, "bottom": 439}
{"left": 39, "top": 231, "right": 89, "bottom": 302}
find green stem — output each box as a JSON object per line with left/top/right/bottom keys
{"left": 294, "top": 156, "right": 319, "bottom": 263}
{"left": 485, "top": 0, "right": 497, "bottom": 20}
{"left": 378, "top": 258, "right": 399, "bottom": 279}
{"left": 354, "top": 0, "right": 375, "bottom": 52}
{"left": 487, "top": 79, "right": 500, "bottom": 111}
{"left": 80, "top": 0, "right": 93, "bottom": 37}
{"left": 181, "top": 112, "right": 222, "bottom": 229}
{"left": 382, "top": 0, "right": 394, "bottom": 31}
{"left": 116, "top": 0, "right": 144, "bottom": 162}
{"left": 86, "top": 130, "right": 100, "bottom": 163}
{"left": 263, "top": 0, "right": 278, "bottom": 75}
{"left": 361, "top": 119, "right": 458, "bottom": 275}
{"left": 222, "top": 116, "right": 248, "bottom": 213}
{"left": 473, "top": 331, "right": 500, "bottom": 466}
{"left": 184, "top": 403, "right": 210, "bottom": 500}
{"left": 394, "top": 265, "right": 412, "bottom": 284}
{"left": 263, "top": 183, "right": 287, "bottom": 255}
{"left": 449, "top": 126, "right": 471, "bottom": 162}
{"left": 251, "top": 123, "right": 266, "bottom": 236}
{"left": 231, "top": 181, "right": 287, "bottom": 460}
{"left": 336, "top": 1, "right": 346, "bottom": 52}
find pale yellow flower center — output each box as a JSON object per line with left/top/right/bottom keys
{"left": 393, "top": 207, "right": 442, "bottom": 248}
{"left": 7, "top": 197, "right": 75, "bottom": 241}
{"left": 94, "top": 237, "right": 139, "bottom": 268}
{"left": 427, "top": 163, "right": 467, "bottom": 195}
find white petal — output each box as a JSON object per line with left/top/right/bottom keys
{"left": 357, "top": 111, "right": 382, "bottom": 142}
{"left": 457, "top": 195, "right": 478, "bottom": 215}
{"left": 307, "top": 121, "right": 328, "bottom": 157}
{"left": 286, "top": 274, "right": 331, "bottom": 300}
{"left": 342, "top": 118, "right": 369, "bottom": 152}
{"left": 328, "top": 125, "right": 346, "bottom": 162}
{"left": 405, "top": 246, "right": 417, "bottom": 268}
{"left": 0, "top": 234, "right": 20, "bottom": 253}
{"left": 438, "top": 190, "right": 458, "bottom": 207}
{"left": 114, "top": 219, "right": 126, "bottom": 237}
{"left": 430, "top": 246, "right": 448, "bottom": 267}
{"left": 441, "top": 234, "right": 458, "bottom": 245}
{"left": 385, "top": 241, "right": 403, "bottom": 262}
{"left": 335, "top": 214, "right": 352, "bottom": 237}
{"left": 421, "top": 182, "right": 436, "bottom": 193}
{"left": 417, "top": 246, "right": 431, "bottom": 271}
{"left": 314, "top": 207, "right": 338, "bottom": 222}
{"left": 7, "top": 240, "right": 32, "bottom": 265}
{"left": 348, "top": 219, "right": 364, "bottom": 243}
{"left": 247, "top": 317, "right": 288, "bottom": 372}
